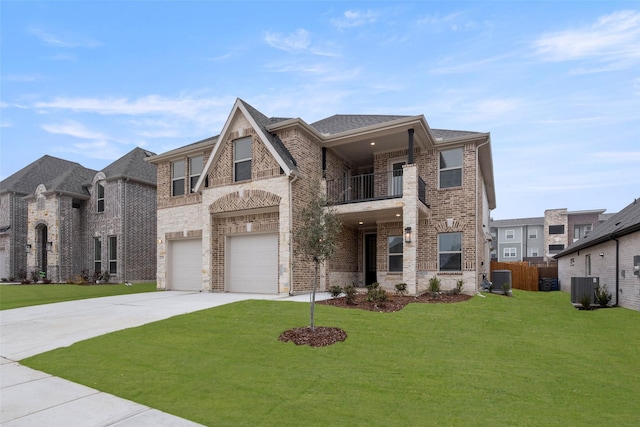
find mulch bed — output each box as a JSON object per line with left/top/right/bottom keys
{"left": 278, "top": 292, "right": 472, "bottom": 347}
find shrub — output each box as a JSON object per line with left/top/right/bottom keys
{"left": 366, "top": 282, "right": 380, "bottom": 291}
{"left": 579, "top": 294, "right": 592, "bottom": 310}
{"left": 453, "top": 279, "right": 464, "bottom": 295}
{"left": 395, "top": 283, "right": 408, "bottom": 296}
{"left": 329, "top": 285, "right": 343, "bottom": 298}
{"left": 428, "top": 276, "right": 441, "bottom": 295}
{"left": 502, "top": 282, "right": 511, "bottom": 296}
{"left": 594, "top": 284, "right": 612, "bottom": 308}
{"left": 367, "top": 286, "right": 387, "bottom": 304}
{"left": 344, "top": 285, "right": 357, "bottom": 305}
{"left": 101, "top": 270, "right": 111, "bottom": 284}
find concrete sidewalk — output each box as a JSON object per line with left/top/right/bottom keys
{"left": 0, "top": 290, "right": 327, "bottom": 426}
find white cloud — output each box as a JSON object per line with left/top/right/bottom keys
{"left": 264, "top": 29, "right": 311, "bottom": 52}
{"left": 41, "top": 120, "right": 108, "bottom": 140}
{"left": 2, "top": 74, "right": 42, "bottom": 82}
{"left": 28, "top": 26, "right": 102, "bottom": 48}
{"left": 331, "top": 9, "right": 378, "bottom": 29}
{"left": 587, "top": 151, "right": 640, "bottom": 163}
{"left": 34, "top": 94, "right": 229, "bottom": 124}
{"left": 532, "top": 10, "right": 640, "bottom": 65}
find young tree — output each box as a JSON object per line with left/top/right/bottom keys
{"left": 293, "top": 187, "right": 342, "bottom": 331}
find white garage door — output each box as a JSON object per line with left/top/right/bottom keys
{"left": 169, "top": 239, "right": 202, "bottom": 291}
{"left": 227, "top": 233, "right": 278, "bottom": 293}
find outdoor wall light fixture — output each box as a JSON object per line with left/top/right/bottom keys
{"left": 599, "top": 253, "right": 604, "bottom": 257}
{"left": 25, "top": 244, "right": 31, "bottom": 253}
{"left": 405, "top": 227, "right": 412, "bottom": 243}
{"left": 46, "top": 242, "right": 53, "bottom": 252}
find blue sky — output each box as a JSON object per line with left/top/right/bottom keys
{"left": 1, "top": 1, "right": 639, "bottom": 219}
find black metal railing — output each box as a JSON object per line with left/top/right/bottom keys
{"left": 326, "top": 170, "right": 428, "bottom": 206}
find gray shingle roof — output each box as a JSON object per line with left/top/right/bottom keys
{"left": 102, "top": 147, "right": 157, "bottom": 185}
{"left": 310, "top": 114, "right": 408, "bottom": 135}
{"left": 0, "top": 155, "right": 96, "bottom": 197}
{"left": 431, "top": 129, "right": 482, "bottom": 140}
{"left": 239, "top": 99, "right": 298, "bottom": 172}
{"left": 555, "top": 198, "right": 640, "bottom": 257}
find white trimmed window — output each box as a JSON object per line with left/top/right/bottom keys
{"left": 504, "top": 248, "right": 517, "bottom": 258}
{"left": 505, "top": 229, "right": 515, "bottom": 239}
{"left": 438, "top": 232, "right": 462, "bottom": 271}
{"left": 529, "top": 247, "right": 539, "bottom": 257}
{"left": 528, "top": 229, "right": 537, "bottom": 239}
{"left": 97, "top": 183, "right": 105, "bottom": 212}
{"left": 189, "top": 156, "right": 203, "bottom": 193}
{"left": 108, "top": 236, "right": 117, "bottom": 274}
{"left": 172, "top": 160, "right": 185, "bottom": 196}
{"left": 234, "top": 137, "right": 252, "bottom": 182}
{"left": 388, "top": 236, "right": 403, "bottom": 272}
{"left": 439, "top": 148, "right": 463, "bottom": 189}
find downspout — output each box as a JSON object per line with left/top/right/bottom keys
{"left": 123, "top": 178, "right": 129, "bottom": 283}
{"left": 475, "top": 138, "right": 490, "bottom": 293}
{"left": 57, "top": 192, "right": 62, "bottom": 283}
{"left": 288, "top": 173, "right": 299, "bottom": 295}
{"left": 613, "top": 235, "right": 619, "bottom": 307}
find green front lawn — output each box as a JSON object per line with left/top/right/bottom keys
{"left": 22, "top": 291, "right": 640, "bottom": 426}
{"left": 0, "top": 283, "right": 157, "bottom": 310}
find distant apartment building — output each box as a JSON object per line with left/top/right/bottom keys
{"left": 490, "top": 217, "right": 544, "bottom": 262}
{"left": 491, "top": 208, "right": 612, "bottom": 263}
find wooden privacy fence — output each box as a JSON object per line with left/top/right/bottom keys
{"left": 490, "top": 261, "right": 558, "bottom": 292}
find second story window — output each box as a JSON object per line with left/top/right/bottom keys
{"left": 439, "top": 148, "right": 462, "bottom": 189}
{"left": 234, "top": 137, "right": 252, "bottom": 182}
{"left": 189, "top": 156, "right": 203, "bottom": 193}
{"left": 505, "top": 229, "right": 515, "bottom": 239}
{"left": 172, "top": 160, "right": 185, "bottom": 196}
{"left": 97, "top": 183, "right": 105, "bottom": 212}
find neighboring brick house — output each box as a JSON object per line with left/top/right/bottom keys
{"left": 148, "top": 98, "right": 496, "bottom": 295}
{"left": 0, "top": 147, "right": 157, "bottom": 283}
{"left": 554, "top": 198, "right": 640, "bottom": 311}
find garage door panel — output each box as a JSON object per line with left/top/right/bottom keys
{"left": 228, "top": 234, "right": 277, "bottom": 293}
{"left": 169, "top": 239, "right": 202, "bottom": 291}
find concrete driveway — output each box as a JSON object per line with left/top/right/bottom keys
{"left": 0, "top": 290, "right": 324, "bottom": 426}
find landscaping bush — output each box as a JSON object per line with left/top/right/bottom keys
{"left": 367, "top": 286, "right": 387, "bottom": 304}
{"left": 428, "top": 276, "right": 441, "bottom": 295}
{"left": 595, "top": 284, "right": 612, "bottom": 308}
{"left": 343, "top": 285, "right": 357, "bottom": 305}
{"left": 453, "top": 279, "right": 464, "bottom": 295}
{"left": 395, "top": 283, "right": 408, "bottom": 296}
{"left": 579, "top": 294, "right": 592, "bottom": 310}
{"left": 329, "top": 285, "right": 343, "bottom": 298}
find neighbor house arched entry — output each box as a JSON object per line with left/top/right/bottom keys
{"left": 35, "top": 223, "right": 48, "bottom": 277}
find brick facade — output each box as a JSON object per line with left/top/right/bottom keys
{"left": 150, "top": 99, "right": 495, "bottom": 296}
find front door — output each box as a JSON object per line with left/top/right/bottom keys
{"left": 365, "top": 233, "right": 377, "bottom": 285}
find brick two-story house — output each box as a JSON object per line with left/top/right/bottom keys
{"left": 0, "top": 147, "right": 157, "bottom": 283}
{"left": 148, "top": 99, "right": 496, "bottom": 295}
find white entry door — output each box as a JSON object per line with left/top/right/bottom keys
{"left": 227, "top": 233, "right": 278, "bottom": 294}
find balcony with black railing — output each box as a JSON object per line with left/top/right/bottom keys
{"left": 326, "top": 170, "right": 428, "bottom": 207}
